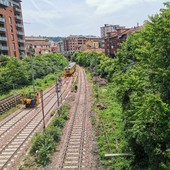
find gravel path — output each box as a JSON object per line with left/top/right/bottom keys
{"left": 47, "top": 67, "right": 98, "bottom": 170}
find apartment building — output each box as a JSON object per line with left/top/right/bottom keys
{"left": 0, "top": 0, "right": 25, "bottom": 59}
{"left": 57, "top": 41, "right": 64, "bottom": 53}
{"left": 105, "top": 26, "right": 143, "bottom": 58}
{"left": 63, "top": 35, "right": 101, "bottom": 52}
{"left": 100, "top": 24, "right": 125, "bottom": 38}
{"left": 25, "top": 36, "right": 51, "bottom": 55}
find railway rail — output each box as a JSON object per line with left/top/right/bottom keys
{"left": 0, "top": 77, "right": 73, "bottom": 170}
{"left": 0, "top": 77, "right": 69, "bottom": 129}
{"left": 57, "top": 68, "right": 88, "bottom": 170}
{"left": 0, "top": 77, "right": 70, "bottom": 114}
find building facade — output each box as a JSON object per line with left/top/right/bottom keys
{"left": 25, "top": 36, "right": 51, "bottom": 56}
{"left": 57, "top": 41, "right": 64, "bottom": 53}
{"left": 63, "top": 35, "right": 101, "bottom": 52}
{"left": 104, "top": 27, "right": 142, "bottom": 58}
{"left": 100, "top": 24, "right": 125, "bottom": 38}
{"left": 0, "top": 0, "right": 25, "bottom": 59}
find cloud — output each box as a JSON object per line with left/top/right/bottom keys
{"left": 24, "top": 0, "right": 63, "bottom": 27}
{"left": 85, "top": 0, "right": 160, "bottom": 15}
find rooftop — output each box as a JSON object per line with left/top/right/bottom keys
{"left": 25, "top": 36, "right": 49, "bottom": 41}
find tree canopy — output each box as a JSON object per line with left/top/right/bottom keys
{"left": 0, "top": 53, "right": 67, "bottom": 94}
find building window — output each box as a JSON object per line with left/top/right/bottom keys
{"left": 12, "top": 43, "right": 15, "bottom": 50}
{"left": 11, "top": 34, "right": 14, "bottom": 41}
{"left": 10, "top": 26, "right": 13, "bottom": 32}
{"left": 9, "top": 17, "right": 12, "bottom": 24}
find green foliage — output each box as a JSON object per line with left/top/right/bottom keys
{"left": 113, "top": 3, "right": 170, "bottom": 169}
{"left": 71, "top": 52, "right": 115, "bottom": 81}
{"left": 30, "top": 105, "right": 69, "bottom": 166}
{"left": 72, "top": 3, "right": 170, "bottom": 169}
{"left": 96, "top": 84, "right": 132, "bottom": 169}
{"left": 0, "top": 53, "right": 68, "bottom": 94}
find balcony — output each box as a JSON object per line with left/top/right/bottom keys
{"left": 18, "top": 39, "right": 25, "bottom": 43}
{"left": 15, "top": 15, "right": 22, "bottom": 20}
{"left": 16, "top": 24, "right": 23, "bottom": 28}
{"left": 15, "top": 7, "right": 22, "bottom": 13}
{"left": 0, "top": 18, "right": 5, "bottom": 22}
{"left": 0, "top": 27, "right": 6, "bottom": 32}
{"left": 19, "top": 47, "right": 25, "bottom": 51}
{"left": 13, "top": 1, "right": 19, "bottom": 7}
{"left": 0, "top": 46, "right": 8, "bottom": 51}
{"left": 0, "top": 0, "right": 9, "bottom": 6}
{"left": 0, "top": 36, "right": 7, "bottom": 41}
{"left": 17, "top": 31, "right": 24, "bottom": 35}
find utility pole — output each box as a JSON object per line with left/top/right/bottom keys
{"left": 58, "top": 78, "right": 62, "bottom": 105}
{"left": 94, "top": 44, "right": 99, "bottom": 99}
{"left": 56, "top": 79, "right": 60, "bottom": 115}
{"left": 40, "top": 90, "right": 45, "bottom": 130}
{"left": 30, "top": 45, "right": 36, "bottom": 93}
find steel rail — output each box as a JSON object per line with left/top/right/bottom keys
{"left": 0, "top": 84, "right": 56, "bottom": 130}
{"left": 78, "top": 70, "right": 87, "bottom": 169}
{"left": 59, "top": 68, "right": 87, "bottom": 169}
{"left": 0, "top": 77, "right": 72, "bottom": 170}
{"left": 0, "top": 77, "right": 69, "bottom": 130}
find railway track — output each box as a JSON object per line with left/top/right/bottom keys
{"left": 0, "top": 77, "right": 69, "bottom": 130}
{"left": 0, "top": 77, "right": 73, "bottom": 170}
{"left": 57, "top": 68, "right": 88, "bottom": 170}
{"left": 0, "top": 77, "right": 70, "bottom": 115}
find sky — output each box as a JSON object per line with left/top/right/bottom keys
{"left": 22, "top": 0, "right": 166, "bottom": 37}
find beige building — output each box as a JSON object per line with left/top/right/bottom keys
{"left": 63, "top": 35, "right": 101, "bottom": 52}
{"left": 80, "top": 40, "right": 99, "bottom": 51}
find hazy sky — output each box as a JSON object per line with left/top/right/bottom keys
{"left": 22, "top": 0, "right": 165, "bottom": 37}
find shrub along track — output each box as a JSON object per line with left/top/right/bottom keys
{"left": 0, "top": 77, "right": 73, "bottom": 170}
{"left": 50, "top": 67, "right": 95, "bottom": 170}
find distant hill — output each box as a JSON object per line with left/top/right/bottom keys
{"left": 46, "top": 37, "right": 64, "bottom": 43}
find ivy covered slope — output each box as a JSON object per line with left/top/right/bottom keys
{"left": 72, "top": 3, "right": 170, "bottom": 169}
{"left": 0, "top": 53, "right": 67, "bottom": 95}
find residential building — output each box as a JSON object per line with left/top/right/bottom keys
{"left": 0, "top": 0, "right": 25, "bottom": 58}
{"left": 63, "top": 35, "right": 86, "bottom": 52}
{"left": 50, "top": 41, "right": 58, "bottom": 53}
{"left": 63, "top": 35, "right": 101, "bottom": 52}
{"left": 57, "top": 41, "right": 64, "bottom": 53}
{"left": 25, "top": 36, "right": 51, "bottom": 55}
{"left": 79, "top": 39, "right": 104, "bottom": 53}
{"left": 100, "top": 24, "right": 125, "bottom": 38}
{"left": 104, "top": 26, "right": 142, "bottom": 58}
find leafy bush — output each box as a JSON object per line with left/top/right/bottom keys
{"left": 0, "top": 53, "right": 68, "bottom": 94}
{"left": 72, "top": 3, "right": 170, "bottom": 169}
{"left": 30, "top": 105, "right": 69, "bottom": 166}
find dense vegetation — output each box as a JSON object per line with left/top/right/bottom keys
{"left": 0, "top": 53, "right": 67, "bottom": 95}
{"left": 72, "top": 3, "right": 170, "bottom": 169}
{"left": 21, "top": 105, "right": 69, "bottom": 169}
